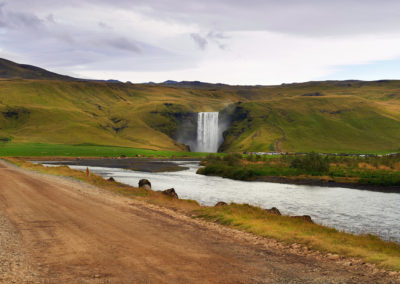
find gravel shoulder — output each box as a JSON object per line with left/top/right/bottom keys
{"left": 0, "top": 160, "right": 399, "bottom": 283}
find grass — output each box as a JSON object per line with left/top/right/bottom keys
{"left": 196, "top": 203, "right": 400, "bottom": 270}
{"left": 4, "top": 157, "right": 400, "bottom": 271}
{"left": 0, "top": 142, "right": 215, "bottom": 158}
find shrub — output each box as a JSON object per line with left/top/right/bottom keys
{"left": 290, "top": 152, "right": 330, "bottom": 174}
{"left": 223, "top": 153, "right": 242, "bottom": 166}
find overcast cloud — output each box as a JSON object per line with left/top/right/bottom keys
{"left": 1, "top": 0, "right": 400, "bottom": 84}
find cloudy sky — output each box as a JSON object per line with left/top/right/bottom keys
{"left": 1, "top": 0, "right": 400, "bottom": 85}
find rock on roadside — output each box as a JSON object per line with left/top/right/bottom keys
{"left": 138, "top": 179, "right": 151, "bottom": 189}
{"left": 265, "top": 207, "right": 281, "bottom": 215}
{"left": 292, "top": 215, "right": 314, "bottom": 223}
{"left": 162, "top": 188, "right": 179, "bottom": 199}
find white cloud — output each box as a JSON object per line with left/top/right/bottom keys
{"left": 2, "top": 0, "right": 400, "bottom": 84}
{"left": 76, "top": 31, "right": 400, "bottom": 84}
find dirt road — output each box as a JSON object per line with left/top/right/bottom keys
{"left": 0, "top": 161, "right": 398, "bottom": 283}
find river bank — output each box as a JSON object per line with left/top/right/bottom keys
{"left": 198, "top": 153, "right": 400, "bottom": 193}
{"left": 30, "top": 156, "right": 400, "bottom": 193}
{"left": 31, "top": 157, "right": 400, "bottom": 243}
{"left": 29, "top": 157, "right": 201, "bottom": 172}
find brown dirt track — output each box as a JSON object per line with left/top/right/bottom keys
{"left": 0, "top": 160, "right": 398, "bottom": 283}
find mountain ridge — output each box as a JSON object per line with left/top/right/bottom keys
{"left": 0, "top": 58, "right": 79, "bottom": 81}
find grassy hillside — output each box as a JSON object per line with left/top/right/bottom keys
{"left": 0, "top": 78, "right": 399, "bottom": 154}
{"left": 221, "top": 96, "right": 400, "bottom": 153}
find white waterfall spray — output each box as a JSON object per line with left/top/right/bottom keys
{"left": 196, "top": 112, "right": 219, "bottom": 152}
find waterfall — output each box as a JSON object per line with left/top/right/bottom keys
{"left": 196, "top": 112, "right": 219, "bottom": 152}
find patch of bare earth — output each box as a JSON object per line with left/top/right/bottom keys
{"left": 0, "top": 160, "right": 399, "bottom": 283}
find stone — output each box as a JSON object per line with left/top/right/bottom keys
{"left": 292, "top": 215, "right": 314, "bottom": 223}
{"left": 265, "top": 207, "right": 281, "bottom": 215}
{"left": 327, "top": 254, "right": 340, "bottom": 260}
{"left": 138, "top": 179, "right": 151, "bottom": 189}
{"left": 162, "top": 188, "right": 179, "bottom": 199}
{"left": 107, "top": 177, "right": 115, "bottom": 182}
{"left": 215, "top": 201, "right": 228, "bottom": 207}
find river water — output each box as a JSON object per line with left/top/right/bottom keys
{"left": 43, "top": 161, "right": 400, "bottom": 243}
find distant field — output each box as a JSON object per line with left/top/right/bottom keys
{"left": 0, "top": 142, "right": 211, "bottom": 158}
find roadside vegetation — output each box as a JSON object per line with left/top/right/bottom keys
{"left": 197, "top": 153, "right": 400, "bottom": 187}
{"left": 3, "top": 157, "right": 400, "bottom": 271}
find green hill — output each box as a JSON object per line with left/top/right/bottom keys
{"left": 0, "top": 58, "right": 77, "bottom": 81}
{"left": 0, "top": 61, "right": 399, "bottom": 154}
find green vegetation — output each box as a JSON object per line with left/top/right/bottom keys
{"left": 198, "top": 153, "right": 400, "bottom": 187}
{"left": 6, "top": 157, "right": 400, "bottom": 271}
{"left": 0, "top": 142, "right": 213, "bottom": 158}
{"left": 0, "top": 78, "right": 399, "bottom": 154}
{"left": 291, "top": 152, "right": 330, "bottom": 174}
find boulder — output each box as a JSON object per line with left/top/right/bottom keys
{"left": 108, "top": 177, "right": 115, "bottom": 182}
{"left": 292, "top": 215, "right": 314, "bottom": 223}
{"left": 265, "top": 207, "right": 281, "bottom": 215}
{"left": 162, "top": 188, "right": 179, "bottom": 199}
{"left": 215, "top": 201, "right": 228, "bottom": 207}
{"left": 138, "top": 179, "right": 151, "bottom": 189}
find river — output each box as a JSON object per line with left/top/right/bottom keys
{"left": 42, "top": 160, "right": 400, "bottom": 243}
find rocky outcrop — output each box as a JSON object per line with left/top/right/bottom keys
{"left": 292, "top": 215, "right": 314, "bottom": 223}
{"left": 138, "top": 179, "right": 151, "bottom": 189}
{"left": 162, "top": 188, "right": 179, "bottom": 199}
{"left": 215, "top": 201, "right": 228, "bottom": 207}
{"left": 265, "top": 207, "right": 281, "bottom": 215}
